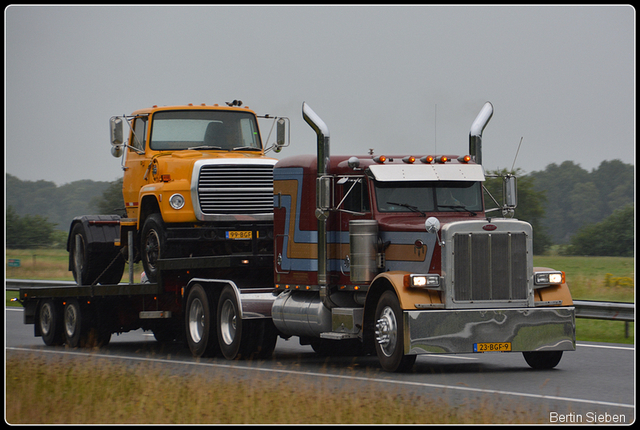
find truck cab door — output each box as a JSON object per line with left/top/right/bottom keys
{"left": 122, "top": 116, "right": 149, "bottom": 220}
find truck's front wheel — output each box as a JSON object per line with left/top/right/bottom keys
{"left": 141, "top": 213, "right": 166, "bottom": 283}
{"left": 523, "top": 351, "right": 563, "bottom": 369}
{"left": 374, "top": 290, "right": 416, "bottom": 372}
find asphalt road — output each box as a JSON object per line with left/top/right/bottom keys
{"left": 5, "top": 306, "right": 635, "bottom": 423}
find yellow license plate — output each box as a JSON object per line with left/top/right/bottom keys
{"left": 474, "top": 342, "right": 511, "bottom": 352}
{"left": 226, "top": 231, "right": 254, "bottom": 240}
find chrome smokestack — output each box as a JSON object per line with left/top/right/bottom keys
{"left": 469, "top": 101, "right": 493, "bottom": 166}
{"left": 302, "top": 102, "right": 330, "bottom": 294}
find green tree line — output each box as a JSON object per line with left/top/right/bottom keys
{"left": 5, "top": 160, "right": 634, "bottom": 256}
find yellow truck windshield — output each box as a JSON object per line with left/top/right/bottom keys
{"left": 149, "top": 110, "right": 262, "bottom": 151}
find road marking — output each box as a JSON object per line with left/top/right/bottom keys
{"left": 577, "top": 342, "right": 634, "bottom": 351}
{"left": 6, "top": 346, "right": 634, "bottom": 410}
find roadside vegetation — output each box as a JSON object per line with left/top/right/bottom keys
{"left": 6, "top": 353, "right": 548, "bottom": 424}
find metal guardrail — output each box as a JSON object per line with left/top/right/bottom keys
{"left": 573, "top": 300, "right": 635, "bottom": 322}
{"left": 5, "top": 279, "right": 635, "bottom": 323}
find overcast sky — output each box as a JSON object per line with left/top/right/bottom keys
{"left": 5, "top": 5, "right": 635, "bottom": 186}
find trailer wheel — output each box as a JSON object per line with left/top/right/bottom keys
{"left": 141, "top": 213, "right": 166, "bottom": 283}
{"left": 523, "top": 351, "right": 563, "bottom": 369}
{"left": 374, "top": 290, "right": 416, "bottom": 372}
{"left": 217, "top": 286, "right": 243, "bottom": 359}
{"left": 185, "top": 284, "right": 219, "bottom": 357}
{"left": 39, "top": 300, "right": 64, "bottom": 346}
{"left": 63, "top": 299, "right": 86, "bottom": 348}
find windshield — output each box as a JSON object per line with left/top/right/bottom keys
{"left": 374, "top": 181, "right": 483, "bottom": 214}
{"left": 149, "top": 110, "right": 262, "bottom": 151}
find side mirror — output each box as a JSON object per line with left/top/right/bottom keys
{"left": 274, "top": 118, "right": 286, "bottom": 153}
{"left": 110, "top": 116, "right": 124, "bottom": 146}
{"left": 503, "top": 175, "right": 517, "bottom": 209}
{"left": 316, "top": 176, "right": 332, "bottom": 213}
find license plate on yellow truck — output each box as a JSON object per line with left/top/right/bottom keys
{"left": 226, "top": 231, "right": 255, "bottom": 240}
{"left": 474, "top": 342, "right": 511, "bottom": 352}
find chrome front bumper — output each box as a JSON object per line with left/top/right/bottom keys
{"left": 404, "top": 307, "right": 575, "bottom": 355}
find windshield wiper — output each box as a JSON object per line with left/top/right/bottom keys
{"left": 188, "top": 145, "right": 222, "bottom": 150}
{"left": 438, "top": 204, "right": 478, "bottom": 216}
{"left": 231, "top": 146, "right": 260, "bottom": 151}
{"left": 387, "top": 202, "right": 426, "bottom": 217}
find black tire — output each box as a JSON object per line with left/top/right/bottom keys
{"left": 70, "top": 222, "right": 125, "bottom": 285}
{"left": 99, "top": 251, "right": 126, "bottom": 285}
{"left": 217, "top": 286, "right": 244, "bottom": 360}
{"left": 141, "top": 213, "right": 166, "bottom": 284}
{"left": 63, "top": 299, "right": 86, "bottom": 348}
{"left": 39, "top": 299, "right": 64, "bottom": 346}
{"left": 70, "top": 223, "right": 98, "bottom": 285}
{"left": 373, "top": 290, "right": 416, "bottom": 372}
{"left": 241, "top": 319, "right": 279, "bottom": 359}
{"left": 185, "top": 284, "right": 219, "bottom": 357}
{"left": 523, "top": 351, "right": 563, "bottom": 370}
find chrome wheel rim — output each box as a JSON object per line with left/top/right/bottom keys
{"left": 219, "top": 299, "right": 237, "bottom": 346}
{"left": 375, "top": 306, "right": 397, "bottom": 357}
{"left": 40, "top": 303, "right": 53, "bottom": 336}
{"left": 64, "top": 304, "right": 78, "bottom": 338}
{"left": 188, "top": 298, "right": 204, "bottom": 343}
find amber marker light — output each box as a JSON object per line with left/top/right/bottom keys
{"left": 458, "top": 155, "right": 472, "bottom": 163}
{"left": 402, "top": 156, "right": 416, "bottom": 164}
{"left": 373, "top": 155, "right": 387, "bottom": 163}
{"left": 420, "top": 155, "right": 434, "bottom": 164}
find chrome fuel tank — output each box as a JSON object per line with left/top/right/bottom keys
{"left": 271, "top": 290, "right": 332, "bottom": 337}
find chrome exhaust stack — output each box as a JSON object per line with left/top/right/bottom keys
{"left": 469, "top": 101, "right": 493, "bottom": 166}
{"left": 302, "top": 102, "right": 331, "bottom": 302}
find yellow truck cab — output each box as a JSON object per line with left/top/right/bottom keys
{"left": 69, "top": 102, "right": 286, "bottom": 285}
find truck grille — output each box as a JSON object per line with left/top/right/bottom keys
{"left": 197, "top": 164, "right": 274, "bottom": 215}
{"left": 453, "top": 232, "right": 528, "bottom": 302}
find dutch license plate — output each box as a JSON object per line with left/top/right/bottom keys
{"left": 226, "top": 231, "right": 254, "bottom": 240}
{"left": 474, "top": 342, "right": 511, "bottom": 353}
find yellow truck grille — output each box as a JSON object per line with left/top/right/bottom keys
{"left": 197, "top": 164, "right": 274, "bottom": 215}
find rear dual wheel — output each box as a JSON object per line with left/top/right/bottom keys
{"left": 62, "top": 299, "right": 111, "bottom": 348}
{"left": 70, "top": 222, "right": 125, "bottom": 286}
{"left": 38, "top": 300, "right": 64, "bottom": 346}
{"left": 185, "top": 284, "right": 277, "bottom": 360}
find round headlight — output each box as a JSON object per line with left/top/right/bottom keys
{"left": 169, "top": 193, "right": 185, "bottom": 210}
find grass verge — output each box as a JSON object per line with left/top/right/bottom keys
{"left": 5, "top": 353, "right": 548, "bottom": 424}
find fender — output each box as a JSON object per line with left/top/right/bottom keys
{"left": 367, "top": 271, "right": 442, "bottom": 310}
{"left": 184, "top": 278, "right": 275, "bottom": 320}
{"left": 67, "top": 215, "right": 121, "bottom": 270}
{"left": 534, "top": 266, "right": 573, "bottom": 306}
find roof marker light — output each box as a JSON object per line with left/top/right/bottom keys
{"left": 437, "top": 155, "right": 448, "bottom": 163}
{"left": 373, "top": 155, "right": 387, "bottom": 164}
{"left": 420, "top": 155, "right": 434, "bottom": 164}
{"left": 458, "top": 155, "right": 472, "bottom": 163}
{"left": 402, "top": 156, "right": 416, "bottom": 164}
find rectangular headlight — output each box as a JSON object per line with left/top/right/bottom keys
{"left": 405, "top": 274, "right": 442, "bottom": 290}
{"left": 534, "top": 271, "right": 565, "bottom": 288}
